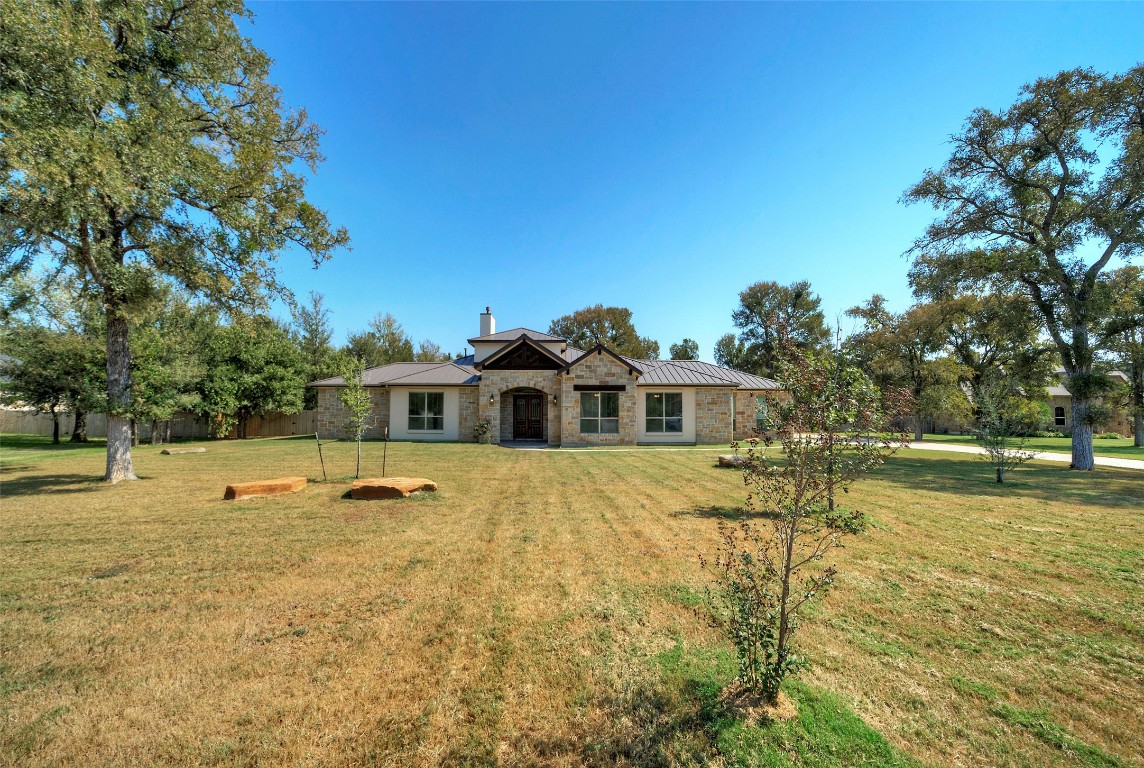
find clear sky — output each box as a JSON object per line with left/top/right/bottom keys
{"left": 246, "top": 1, "right": 1143, "bottom": 361}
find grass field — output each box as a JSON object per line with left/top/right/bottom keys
{"left": 922, "top": 432, "right": 1144, "bottom": 460}
{"left": 1, "top": 435, "right": 1141, "bottom": 767}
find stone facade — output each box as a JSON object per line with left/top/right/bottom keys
{"left": 733, "top": 390, "right": 787, "bottom": 441}
{"left": 560, "top": 351, "right": 639, "bottom": 446}
{"left": 695, "top": 387, "right": 734, "bottom": 445}
{"left": 477, "top": 370, "right": 562, "bottom": 445}
{"left": 458, "top": 388, "right": 480, "bottom": 442}
{"left": 314, "top": 386, "right": 389, "bottom": 439}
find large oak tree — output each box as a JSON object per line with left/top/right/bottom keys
{"left": 548, "top": 305, "right": 660, "bottom": 360}
{"left": 0, "top": 1, "right": 348, "bottom": 481}
{"left": 728, "top": 280, "right": 830, "bottom": 379}
{"left": 905, "top": 66, "right": 1143, "bottom": 470}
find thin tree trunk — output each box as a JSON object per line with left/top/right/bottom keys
{"left": 356, "top": 437, "right": 362, "bottom": 479}
{"left": 51, "top": 406, "right": 60, "bottom": 445}
{"left": 151, "top": 419, "right": 160, "bottom": 446}
{"left": 1070, "top": 398, "right": 1096, "bottom": 471}
{"left": 164, "top": 420, "right": 172, "bottom": 443}
{"left": 70, "top": 409, "right": 88, "bottom": 443}
{"left": 131, "top": 419, "right": 139, "bottom": 446}
{"left": 105, "top": 309, "right": 138, "bottom": 482}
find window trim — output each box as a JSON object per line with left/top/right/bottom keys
{"left": 645, "top": 391, "right": 684, "bottom": 434}
{"left": 408, "top": 391, "right": 445, "bottom": 432}
{"left": 580, "top": 391, "right": 619, "bottom": 434}
{"left": 1054, "top": 405, "right": 1066, "bottom": 427}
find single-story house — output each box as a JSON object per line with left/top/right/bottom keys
{"left": 1048, "top": 369, "right": 1132, "bottom": 436}
{"left": 310, "top": 308, "right": 783, "bottom": 446}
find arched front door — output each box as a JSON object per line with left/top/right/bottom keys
{"left": 513, "top": 393, "right": 544, "bottom": 440}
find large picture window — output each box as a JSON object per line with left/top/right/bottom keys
{"left": 580, "top": 392, "right": 619, "bottom": 434}
{"left": 645, "top": 392, "right": 683, "bottom": 433}
{"left": 409, "top": 392, "right": 444, "bottom": 431}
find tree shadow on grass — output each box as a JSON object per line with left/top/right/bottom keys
{"left": 0, "top": 474, "right": 109, "bottom": 496}
{"left": 873, "top": 454, "right": 1144, "bottom": 510}
{"left": 675, "top": 505, "right": 744, "bottom": 520}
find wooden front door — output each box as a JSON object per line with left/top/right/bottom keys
{"left": 513, "top": 394, "right": 544, "bottom": 440}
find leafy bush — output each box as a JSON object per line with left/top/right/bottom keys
{"left": 473, "top": 420, "right": 492, "bottom": 443}
{"left": 1096, "top": 432, "right": 1124, "bottom": 440}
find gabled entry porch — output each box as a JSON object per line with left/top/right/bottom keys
{"left": 498, "top": 387, "right": 552, "bottom": 443}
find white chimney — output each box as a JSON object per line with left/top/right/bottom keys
{"left": 480, "top": 306, "right": 495, "bottom": 337}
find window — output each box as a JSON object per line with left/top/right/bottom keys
{"left": 408, "top": 392, "right": 444, "bottom": 431}
{"left": 756, "top": 396, "right": 771, "bottom": 432}
{"left": 646, "top": 392, "right": 683, "bottom": 433}
{"left": 580, "top": 392, "right": 619, "bottom": 434}
{"left": 1054, "top": 406, "right": 1066, "bottom": 427}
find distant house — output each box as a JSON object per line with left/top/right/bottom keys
{"left": 1047, "top": 369, "right": 1131, "bottom": 436}
{"left": 309, "top": 308, "right": 782, "bottom": 446}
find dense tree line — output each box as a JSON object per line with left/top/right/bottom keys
{"left": 0, "top": 277, "right": 456, "bottom": 442}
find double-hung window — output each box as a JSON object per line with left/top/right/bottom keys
{"left": 580, "top": 392, "right": 619, "bottom": 434}
{"left": 408, "top": 392, "right": 444, "bottom": 431}
{"left": 645, "top": 392, "right": 683, "bottom": 433}
{"left": 1054, "top": 406, "right": 1066, "bottom": 427}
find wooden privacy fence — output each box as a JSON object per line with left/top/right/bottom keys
{"left": 0, "top": 409, "right": 315, "bottom": 440}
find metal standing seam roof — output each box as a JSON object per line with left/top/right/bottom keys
{"left": 467, "top": 327, "right": 566, "bottom": 344}
{"left": 308, "top": 361, "right": 479, "bottom": 388}
{"left": 622, "top": 357, "right": 783, "bottom": 390}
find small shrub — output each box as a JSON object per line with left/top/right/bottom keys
{"left": 473, "top": 420, "right": 492, "bottom": 443}
{"left": 1096, "top": 432, "right": 1124, "bottom": 440}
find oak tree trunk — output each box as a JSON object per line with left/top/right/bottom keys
{"left": 914, "top": 414, "right": 924, "bottom": 442}
{"left": 70, "top": 409, "right": 88, "bottom": 443}
{"left": 1070, "top": 398, "right": 1096, "bottom": 471}
{"left": 151, "top": 419, "right": 160, "bottom": 446}
{"left": 104, "top": 309, "right": 138, "bottom": 483}
{"left": 1135, "top": 412, "right": 1143, "bottom": 448}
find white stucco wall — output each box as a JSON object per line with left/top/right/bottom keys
{"left": 388, "top": 387, "right": 461, "bottom": 441}
{"left": 636, "top": 388, "right": 696, "bottom": 444}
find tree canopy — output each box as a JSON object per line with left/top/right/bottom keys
{"left": 904, "top": 65, "right": 1143, "bottom": 469}
{"left": 727, "top": 280, "right": 830, "bottom": 378}
{"left": 669, "top": 338, "right": 700, "bottom": 360}
{"left": 344, "top": 313, "right": 416, "bottom": 368}
{"left": 548, "top": 305, "right": 660, "bottom": 360}
{"left": 0, "top": 0, "right": 349, "bottom": 480}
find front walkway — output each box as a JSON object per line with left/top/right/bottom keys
{"left": 907, "top": 440, "right": 1144, "bottom": 470}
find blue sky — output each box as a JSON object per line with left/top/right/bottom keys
{"left": 247, "top": 1, "right": 1142, "bottom": 360}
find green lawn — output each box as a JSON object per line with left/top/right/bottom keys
{"left": 1, "top": 434, "right": 1141, "bottom": 767}
{"left": 923, "top": 432, "right": 1144, "bottom": 460}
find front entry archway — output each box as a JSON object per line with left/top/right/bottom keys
{"left": 513, "top": 393, "right": 544, "bottom": 440}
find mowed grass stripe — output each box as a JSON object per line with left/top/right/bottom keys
{"left": 1, "top": 436, "right": 1140, "bottom": 766}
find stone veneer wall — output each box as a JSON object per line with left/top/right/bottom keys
{"left": 733, "top": 390, "right": 789, "bottom": 441}
{"left": 560, "top": 352, "right": 639, "bottom": 446}
{"left": 695, "top": 387, "right": 734, "bottom": 446}
{"left": 478, "top": 371, "right": 561, "bottom": 445}
{"left": 458, "top": 388, "right": 480, "bottom": 442}
{"left": 314, "top": 387, "right": 389, "bottom": 439}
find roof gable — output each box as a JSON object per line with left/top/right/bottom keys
{"left": 563, "top": 344, "right": 643, "bottom": 376}
{"left": 476, "top": 335, "right": 568, "bottom": 371}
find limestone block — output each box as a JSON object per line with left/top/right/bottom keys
{"left": 223, "top": 476, "right": 307, "bottom": 501}
{"left": 350, "top": 477, "right": 438, "bottom": 500}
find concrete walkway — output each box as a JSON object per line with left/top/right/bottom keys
{"left": 906, "top": 440, "right": 1144, "bottom": 470}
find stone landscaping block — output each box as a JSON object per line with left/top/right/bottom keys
{"left": 350, "top": 477, "right": 438, "bottom": 500}
{"left": 160, "top": 447, "right": 206, "bottom": 455}
{"left": 224, "top": 476, "right": 307, "bottom": 501}
{"left": 718, "top": 454, "right": 748, "bottom": 468}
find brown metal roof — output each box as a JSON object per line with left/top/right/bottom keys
{"left": 622, "top": 357, "right": 783, "bottom": 390}
{"left": 308, "top": 361, "right": 479, "bottom": 388}
{"left": 468, "top": 327, "right": 565, "bottom": 343}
